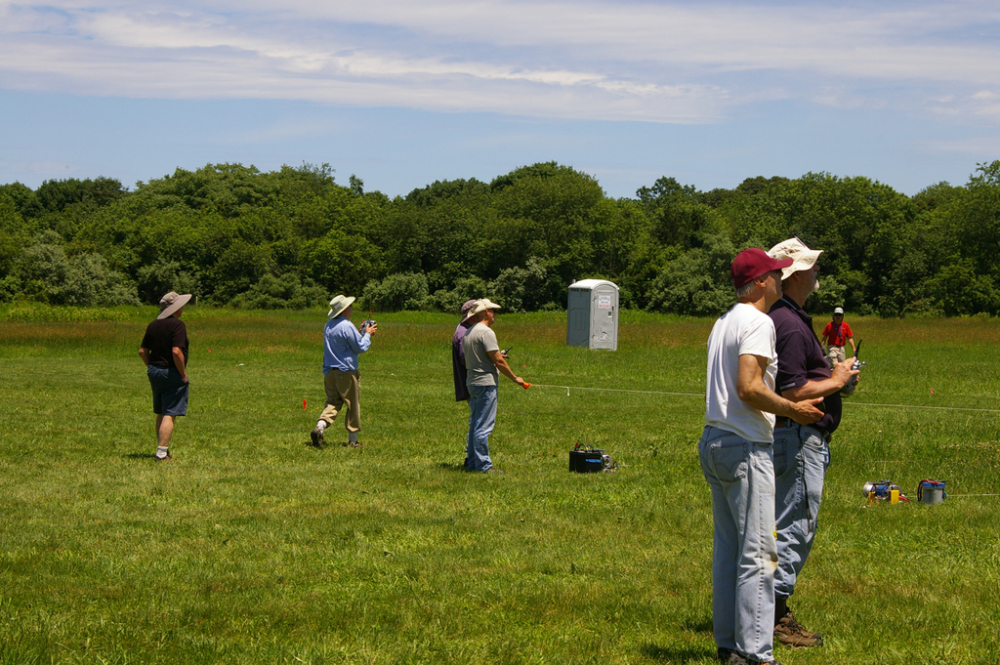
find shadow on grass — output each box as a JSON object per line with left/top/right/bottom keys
{"left": 437, "top": 461, "right": 469, "bottom": 472}
{"left": 641, "top": 644, "right": 717, "bottom": 663}
{"left": 123, "top": 452, "right": 158, "bottom": 460}
{"left": 681, "top": 617, "right": 714, "bottom": 633}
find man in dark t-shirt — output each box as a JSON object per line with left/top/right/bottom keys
{"left": 139, "top": 292, "right": 192, "bottom": 461}
{"left": 766, "top": 238, "right": 858, "bottom": 649}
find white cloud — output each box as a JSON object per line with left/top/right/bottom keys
{"left": 3, "top": 0, "right": 1000, "bottom": 124}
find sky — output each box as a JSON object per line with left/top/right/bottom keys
{"left": 2, "top": 0, "right": 999, "bottom": 198}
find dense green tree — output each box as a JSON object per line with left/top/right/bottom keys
{"left": 16, "top": 231, "right": 138, "bottom": 305}
{"left": 300, "top": 230, "right": 384, "bottom": 298}
{"left": 637, "top": 176, "right": 720, "bottom": 249}
{"left": 489, "top": 163, "right": 609, "bottom": 298}
{"left": 3, "top": 160, "right": 1000, "bottom": 315}
{"left": 230, "top": 273, "right": 327, "bottom": 310}
{"left": 406, "top": 178, "right": 489, "bottom": 206}
{"left": 645, "top": 235, "right": 736, "bottom": 316}
{"left": 0, "top": 195, "right": 27, "bottom": 278}
{"left": 362, "top": 272, "right": 430, "bottom": 311}
{"left": 33, "top": 177, "right": 125, "bottom": 215}
{"left": 136, "top": 260, "right": 202, "bottom": 304}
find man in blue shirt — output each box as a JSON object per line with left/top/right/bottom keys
{"left": 310, "top": 294, "right": 377, "bottom": 449}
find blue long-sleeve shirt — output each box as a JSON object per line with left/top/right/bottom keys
{"left": 323, "top": 316, "right": 371, "bottom": 374}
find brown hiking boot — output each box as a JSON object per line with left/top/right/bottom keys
{"left": 774, "top": 611, "right": 823, "bottom": 648}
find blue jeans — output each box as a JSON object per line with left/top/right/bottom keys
{"left": 466, "top": 385, "right": 498, "bottom": 472}
{"left": 773, "top": 424, "right": 830, "bottom": 599}
{"left": 699, "top": 426, "right": 777, "bottom": 663}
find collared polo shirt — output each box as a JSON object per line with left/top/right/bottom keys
{"left": 769, "top": 296, "right": 842, "bottom": 434}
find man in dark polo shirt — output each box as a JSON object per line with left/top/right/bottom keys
{"left": 139, "top": 292, "right": 192, "bottom": 461}
{"left": 766, "top": 238, "right": 858, "bottom": 649}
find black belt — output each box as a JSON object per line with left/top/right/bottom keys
{"left": 774, "top": 417, "right": 832, "bottom": 442}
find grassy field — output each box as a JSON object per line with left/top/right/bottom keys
{"left": 1, "top": 306, "right": 999, "bottom": 665}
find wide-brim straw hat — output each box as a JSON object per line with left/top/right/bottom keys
{"left": 767, "top": 237, "right": 823, "bottom": 281}
{"left": 157, "top": 292, "right": 192, "bottom": 319}
{"left": 328, "top": 294, "right": 356, "bottom": 318}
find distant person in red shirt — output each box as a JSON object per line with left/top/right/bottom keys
{"left": 821, "top": 307, "right": 856, "bottom": 367}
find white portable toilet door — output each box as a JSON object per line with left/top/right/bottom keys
{"left": 590, "top": 285, "right": 618, "bottom": 350}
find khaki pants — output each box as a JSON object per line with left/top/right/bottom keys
{"left": 827, "top": 345, "right": 846, "bottom": 367}
{"left": 320, "top": 369, "right": 361, "bottom": 433}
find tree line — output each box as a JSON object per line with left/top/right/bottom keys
{"left": 1, "top": 160, "right": 999, "bottom": 317}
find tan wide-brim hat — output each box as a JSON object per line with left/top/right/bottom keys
{"left": 157, "top": 292, "right": 192, "bottom": 319}
{"left": 768, "top": 237, "right": 823, "bottom": 281}
{"left": 469, "top": 298, "right": 502, "bottom": 319}
{"left": 328, "top": 294, "right": 356, "bottom": 318}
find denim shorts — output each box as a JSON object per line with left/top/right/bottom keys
{"left": 147, "top": 365, "right": 188, "bottom": 416}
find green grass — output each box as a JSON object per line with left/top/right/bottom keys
{"left": 1, "top": 309, "right": 999, "bottom": 664}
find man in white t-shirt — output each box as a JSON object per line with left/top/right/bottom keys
{"left": 463, "top": 298, "right": 527, "bottom": 473}
{"left": 700, "top": 248, "right": 824, "bottom": 665}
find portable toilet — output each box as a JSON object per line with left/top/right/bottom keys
{"left": 566, "top": 279, "right": 619, "bottom": 350}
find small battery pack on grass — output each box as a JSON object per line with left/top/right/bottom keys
{"left": 569, "top": 443, "right": 616, "bottom": 473}
{"left": 917, "top": 479, "right": 947, "bottom": 504}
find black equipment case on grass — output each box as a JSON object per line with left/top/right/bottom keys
{"left": 569, "top": 445, "right": 607, "bottom": 473}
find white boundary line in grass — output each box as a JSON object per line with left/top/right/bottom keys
{"left": 842, "top": 402, "right": 1000, "bottom": 414}
{"left": 527, "top": 383, "right": 1000, "bottom": 414}
{"left": 530, "top": 383, "right": 703, "bottom": 398}
{"left": 947, "top": 494, "right": 1000, "bottom": 497}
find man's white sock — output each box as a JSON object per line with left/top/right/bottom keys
{"left": 316, "top": 420, "right": 326, "bottom": 431}
{"left": 156, "top": 446, "right": 169, "bottom": 459}
{"left": 348, "top": 431, "right": 358, "bottom": 444}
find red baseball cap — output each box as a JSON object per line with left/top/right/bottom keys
{"left": 732, "top": 248, "right": 793, "bottom": 289}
